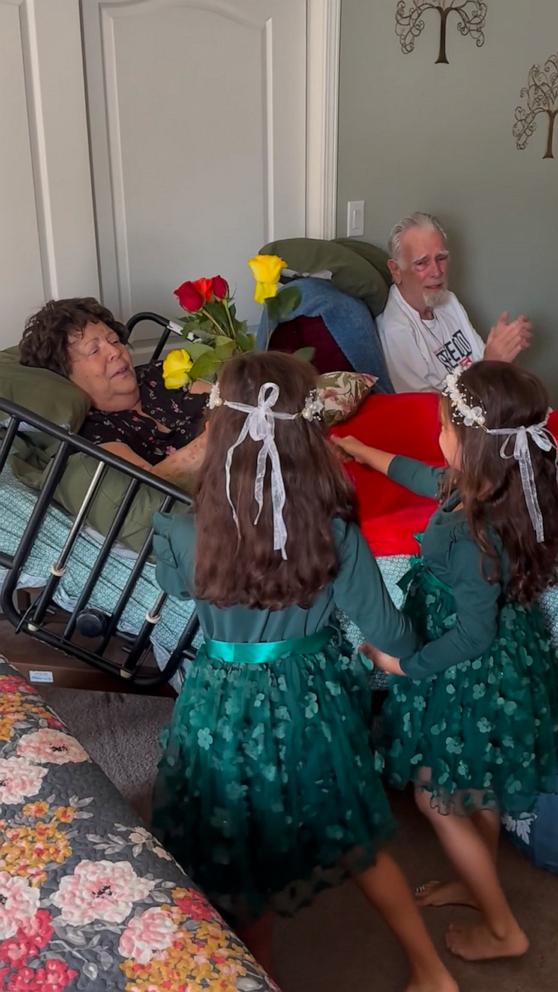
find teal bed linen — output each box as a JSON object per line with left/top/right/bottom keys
{"left": 1, "top": 464, "right": 557, "bottom": 692}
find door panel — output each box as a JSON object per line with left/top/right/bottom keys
{"left": 82, "top": 0, "right": 307, "bottom": 330}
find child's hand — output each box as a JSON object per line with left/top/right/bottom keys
{"left": 331, "top": 435, "right": 369, "bottom": 464}
{"left": 359, "top": 642, "right": 405, "bottom": 676}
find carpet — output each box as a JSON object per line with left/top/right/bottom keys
{"left": 38, "top": 685, "right": 174, "bottom": 823}
{"left": 37, "top": 686, "right": 558, "bottom": 992}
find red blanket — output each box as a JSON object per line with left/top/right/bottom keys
{"left": 331, "top": 393, "right": 558, "bottom": 558}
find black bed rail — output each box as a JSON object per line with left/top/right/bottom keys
{"left": 0, "top": 391, "right": 200, "bottom": 690}
{"left": 125, "top": 312, "right": 184, "bottom": 363}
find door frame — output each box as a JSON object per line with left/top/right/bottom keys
{"left": 306, "top": 0, "right": 340, "bottom": 239}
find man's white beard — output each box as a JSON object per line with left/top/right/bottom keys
{"left": 422, "top": 287, "right": 449, "bottom": 310}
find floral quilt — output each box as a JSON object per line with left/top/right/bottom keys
{"left": 0, "top": 656, "right": 277, "bottom": 992}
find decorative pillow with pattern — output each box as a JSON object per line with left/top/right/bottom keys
{"left": 318, "top": 370, "right": 378, "bottom": 426}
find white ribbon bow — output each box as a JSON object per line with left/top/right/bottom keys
{"left": 223, "top": 382, "right": 297, "bottom": 559}
{"left": 486, "top": 415, "right": 558, "bottom": 543}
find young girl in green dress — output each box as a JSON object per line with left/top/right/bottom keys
{"left": 334, "top": 360, "right": 558, "bottom": 966}
{"left": 152, "top": 351, "right": 457, "bottom": 991}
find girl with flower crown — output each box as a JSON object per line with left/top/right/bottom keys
{"left": 334, "top": 360, "right": 558, "bottom": 964}
{"left": 151, "top": 351, "right": 457, "bottom": 991}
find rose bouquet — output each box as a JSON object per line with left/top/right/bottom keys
{"left": 163, "top": 256, "right": 300, "bottom": 388}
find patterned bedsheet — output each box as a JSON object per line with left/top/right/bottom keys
{"left": 0, "top": 464, "right": 410, "bottom": 689}
{"left": 1, "top": 465, "right": 558, "bottom": 693}
{"left": 0, "top": 656, "right": 277, "bottom": 991}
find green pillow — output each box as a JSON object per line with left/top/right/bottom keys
{"left": 334, "top": 238, "right": 391, "bottom": 288}
{"left": 261, "top": 237, "right": 389, "bottom": 316}
{"left": 51, "top": 453, "right": 191, "bottom": 554}
{"left": 0, "top": 346, "right": 192, "bottom": 553}
{"left": 0, "top": 347, "right": 90, "bottom": 454}
{"left": 9, "top": 447, "right": 179, "bottom": 554}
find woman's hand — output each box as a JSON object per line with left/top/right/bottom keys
{"left": 331, "top": 435, "right": 371, "bottom": 463}
{"left": 358, "top": 642, "right": 405, "bottom": 676}
{"left": 190, "top": 380, "right": 212, "bottom": 395}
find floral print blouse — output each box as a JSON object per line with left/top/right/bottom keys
{"left": 80, "top": 362, "right": 208, "bottom": 465}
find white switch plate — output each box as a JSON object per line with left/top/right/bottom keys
{"left": 347, "top": 200, "right": 365, "bottom": 237}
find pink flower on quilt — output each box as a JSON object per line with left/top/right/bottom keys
{"left": 0, "top": 757, "right": 48, "bottom": 804}
{"left": 0, "top": 874, "right": 40, "bottom": 940}
{"left": 0, "top": 676, "right": 33, "bottom": 695}
{"left": 118, "top": 906, "right": 177, "bottom": 963}
{"left": 0, "top": 909, "right": 53, "bottom": 967}
{"left": 5, "top": 958, "right": 76, "bottom": 992}
{"left": 172, "top": 886, "right": 221, "bottom": 922}
{"left": 52, "top": 860, "right": 155, "bottom": 926}
{"left": 16, "top": 729, "right": 89, "bottom": 765}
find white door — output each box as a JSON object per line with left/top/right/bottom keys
{"left": 81, "top": 0, "right": 307, "bottom": 335}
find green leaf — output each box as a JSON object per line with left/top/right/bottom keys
{"left": 179, "top": 321, "right": 214, "bottom": 343}
{"left": 212, "top": 340, "right": 237, "bottom": 361}
{"left": 213, "top": 335, "right": 234, "bottom": 348}
{"left": 275, "top": 286, "right": 300, "bottom": 320}
{"left": 196, "top": 317, "right": 220, "bottom": 338}
{"left": 203, "top": 301, "right": 229, "bottom": 331}
{"left": 264, "top": 296, "right": 281, "bottom": 323}
{"left": 237, "top": 331, "right": 256, "bottom": 353}
{"left": 292, "top": 346, "right": 315, "bottom": 364}
{"left": 188, "top": 352, "right": 220, "bottom": 380}
{"left": 181, "top": 341, "right": 212, "bottom": 360}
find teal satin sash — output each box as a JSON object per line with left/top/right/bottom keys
{"left": 204, "top": 626, "right": 335, "bottom": 665}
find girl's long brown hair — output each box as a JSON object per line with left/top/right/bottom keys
{"left": 194, "top": 352, "right": 355, "bottom": 609}
{"left": 440, "top": 361, "right": 558, "bottom": 603}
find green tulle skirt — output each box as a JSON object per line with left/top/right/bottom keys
{"left": 152, "top": 633, "right": 395, "bottom": 927}
{"left": 381, "top": 561, "right": 558, "bottom": 817}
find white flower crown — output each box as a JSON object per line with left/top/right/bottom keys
{"left": 208, "top": 381, "right": 324, "bottom": 421}
{"left": 444, "top": 369, "right": 486, "bottom": 429}
{"left": 443, "top": 366, "right": 558, "bottom": 544}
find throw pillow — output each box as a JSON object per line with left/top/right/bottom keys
{"left": 0, "top": 347, "right": 90, "bottom": 454}
{"left": 261, "top": 238, "right": 389, "bottom": 316}
{"left": 318, "top": 371, "right": 378, "bottom": 426}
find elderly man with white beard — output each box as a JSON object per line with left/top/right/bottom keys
{"left": 377, "top": 212, "right": 532, "bottom": 393}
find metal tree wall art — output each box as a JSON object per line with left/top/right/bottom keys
{"left": 513, "top": 54, "right": 558, "bottom": 160}
{"left": 395, "top": 1, "right": 487, "bottom": 64}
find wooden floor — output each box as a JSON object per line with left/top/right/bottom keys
{"left": 0, "top": 615, "right": 175, "bottom": 696}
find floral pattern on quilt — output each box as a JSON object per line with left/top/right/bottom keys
{"left": 0, "top": 657, "right": 277, "bottom": 992}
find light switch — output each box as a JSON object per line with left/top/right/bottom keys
{"left": 347, "top": 200, "right": 365, "bottom": 237}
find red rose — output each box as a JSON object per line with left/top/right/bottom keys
{"left": 174, "top": 280, "right": 204, "bottom": 312}
{"left": 192, "top": 277, "right": 214, "bottom": 302}
{"left": 212, "top": 275, "right": 229, "bottom": 300}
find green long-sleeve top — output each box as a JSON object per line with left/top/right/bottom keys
{"left": 152, "top": 512, "right": 419, "bottom": 658}
{"left": 388, "top": 455, "right": 504, "bottom": 680}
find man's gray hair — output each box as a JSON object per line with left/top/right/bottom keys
{"left": 388, "top": 212, "right": 448, "bottom": 265}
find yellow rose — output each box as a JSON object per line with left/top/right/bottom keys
{"left": 247, "top": 254, "right": 287, "bottom": 302}
{"left": 163, "top": 348, "right": 193, "bottom": 389}
{"left": 253, "top": 280, "right": 280, "bottom": 304}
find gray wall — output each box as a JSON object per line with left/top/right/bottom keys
{"left": 337, "top": 0, "right": 558, "bottom": 399}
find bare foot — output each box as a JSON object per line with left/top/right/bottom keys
{"left": 445, "top": 920, "right": 529, "bottom": 961}
{"left": 415, "top": 880, "right": 479, "bottom": 909}
{"left": 405, "top": 968, "right": 459, "bottom": 992}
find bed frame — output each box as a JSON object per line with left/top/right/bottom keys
{"left": 0, "top": 313, "right": 199, "bottom": 690}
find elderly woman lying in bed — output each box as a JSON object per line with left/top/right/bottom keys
{"left": 19, "top": 298, "right": 209, "bottom": 488}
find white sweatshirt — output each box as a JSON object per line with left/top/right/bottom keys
{"left": 377, "top": 285, "right": 485, "bottom": 393}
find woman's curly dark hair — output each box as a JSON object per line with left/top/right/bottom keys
{"left": 19, "top": 298, "right": 127, "bottom": 378}
{"left": 440, "top": 361, "right": 558, "bottom": 603}
{"left": 194, "top": 351, "right": 356, "bottom": 610}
